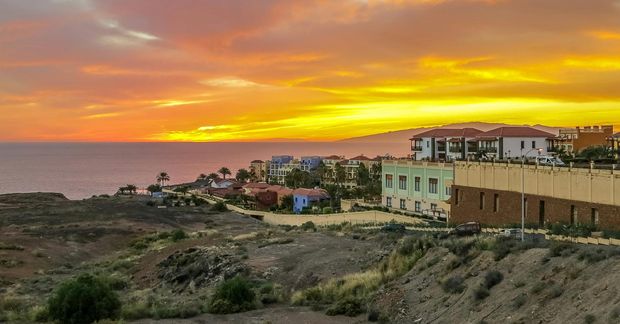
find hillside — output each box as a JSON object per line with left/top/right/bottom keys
{"left": 338, "top": 122, "right": 561, "bottom": 144}
{"left": 1, "top": 193, "right": 618, "bottom": 324}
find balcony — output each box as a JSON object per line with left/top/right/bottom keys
{"left": 480, "top": 147, "right": 498, "bottom": 153}
{"left": 449, "top": 146, "right": 462, "bottom": 153}
{"left": 411, "top": 145, "right": 423, "bottom": 151}
{"left": 437, "top": 146, "right": 446, "bottom": 152}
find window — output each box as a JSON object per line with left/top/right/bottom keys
{"left": 571, "top": 205, "right": 578, "bottom": 225}
{"left": 303, "top": 198, "right": 306, "bottom": 204}
{"left": 431, "top": 203, "right": 437, "bottom": 211}
{"left": 591, "top": 208, "right": 599, "bottom": 226}
{"left": 415, "top": 201, "right": 421, "bottom": 212}
{"left": 295, "top": 197, "right": 298, "bottom": 202}
{"left": 414, "top": 177, "right": 421, "bottom": 191}
{"left": 445, "top": 186, "right": 451, "bottom": 196}
{"left": 454, "top": 189, "right": 460, "bottom": 205}
{"left": 532, "top": 141, "right": 536, "bottom": 149}
{"left": 480, "top": 192, "right": 485, "bottom": 210}
{"left": 385, "top": 174, "right": 393, "bottom": 188}
{"left": 427, "top": 141, "right": 429, "bottom": 148}
{"left": 493, "top": 194, "right": 499, "bottom": 212}
{"left": 520, "top": 140, "right": 525, "bottom": 149}
{"left": 400, "top": 199, "right": 406, "bottom": 210}
{"left": 386, "top": 197, "right": 392, "bottom": 207}
{"left": 429, "top": 178, "right": 438, "bottom": 194}
{"left": 398, "top": 175, "right": 407, "bottom": 190}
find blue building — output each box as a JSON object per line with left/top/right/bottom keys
{"left": 293, "top": 188, "right": 330, "bottom": 213}
{"left": 300, "top": 156, "right": 322, "bottom": 172}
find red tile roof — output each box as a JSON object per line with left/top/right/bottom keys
{"left": 250, "top": 159, "right": 265, "bottom": 163}
{"left": 411, "top": 128, "right": 483, "bottom": 139}
{"left": 323, "top": 155, "right": 343, "bottom": 160}
{"left": 477, "top": 127, "right": 555, "bottom": 138}
{"left": 243, "top": 182, "right": 270, "bottom": 189}
{"left": 293, "top": 188, "right": 330, "bottom": 199}
{"left": 349, "top": 155, "right": 371, "bottom": 161}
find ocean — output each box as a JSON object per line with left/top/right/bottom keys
{"left": 0, "top": 142, "right": 408, "bottom": 199}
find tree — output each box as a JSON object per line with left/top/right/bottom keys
{"left": 313, "top": 161, "right": 329, "bottom": 186}
{"left": 356, "top": 163, "right": 370, "bottom": 186}
{"left": 197, "top": 173, "right": 207, "bottom": 181}
{"left": 577, "top": 145, "right": 611, "bottom": 161}
{"left": 147, "top": 184, "right": 162, "bottom": 194}
{"left": 207, "top": 173, "right": 219, "bottom": 181}
{"left": 48, "top": 273, "right": 121, "bottom": 324}
{"left": 219, "top": 167, "right": 232, "bottom": 179}
{"left": 285, "top": 168, "right": 315, "bottom": 188}
{"left": 125, "top": 184, "right": 137, "bottom": 195}
{"left": 280, "top": 195, "right": 294, "bottom": 212}
{"left": 334, "top": 163, "right": 346, "bottom": 186}
{"left": 156, "top": 172, "right": 170, "bottom": 187}
{"left": 235, "top": 168, "right": 251, "bottom": 183}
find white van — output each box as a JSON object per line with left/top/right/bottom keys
{"left": 535, "top": 155, "right": 565, "bottom": 166}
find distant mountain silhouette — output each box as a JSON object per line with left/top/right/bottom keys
{"left": 337, "top": 122, "right": 561, "bottom": 143}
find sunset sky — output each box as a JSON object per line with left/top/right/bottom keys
{"left": 1, "top": 0, "right": 620, "bottom": 142}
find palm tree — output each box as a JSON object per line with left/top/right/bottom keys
{"left": 236, "top": 168, "right": 251, "bottom": 183}
{"left": 218, "top": 167, "right": 231, "bottom": 179}
{"left": 156, "top": 172, "right": 170, "bottom": 187}
{"left": 207, "top": 173, "right": 219, "bottom": 181}
{"left": 197, "top": 173, "right": 207, "bottom": 181}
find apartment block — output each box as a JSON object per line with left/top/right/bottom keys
{"left": 382, "top": 160, "right": 453, "bottom": 219}
{"left": 450, "top": 161, "right": 620, "bottom": 229}
{"left": 548, "top": 125, "right": 614, "bottom": 154}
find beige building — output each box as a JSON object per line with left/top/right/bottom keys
{"left": 451, "top": 161, "right": 620, "bottom": 229}
{"left": 249, "top": 160, "right": 270, "bottom": 182}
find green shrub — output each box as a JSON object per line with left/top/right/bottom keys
{"left": 300, "top": 221, "right": 316, "bottom": 232}
{"left": 48, "top": 273, "right": 121, "bottom": 324}
{"left": 208, "top": 276, "right": 255, "bottom": 314}
{"left": 171, "top": 229, "right": 188, "bottom": 242}
{"left": 473, "top": 286, "right": 489, "bottom": 300}
{"left": 531, "top": 281, "right": 546, "bottom": 294}
{"left": 548, "top": 285, "right": 564, "bottom": 299}
{"left": 484, "top": 270, "right": 503, "bottom": 289}
{"left": 584, "top": 313, "right": 596, "bottom": 324}
{"left": 212, "top": 202, "right": 228, "bottom": 212}
{"left": 578, "top": 248, "right": 609, "bottom": 264}
{"left": 549, "top": 242, "right": 578, "bottom": 257}
{"left": 442, "top": 276, "right": 466, "bottom": 294}
{"left": 513, "top": 293, "right": 527, "bottom": 309}
{"left": 325, "top": 297, "right": 365, "bottom": 317}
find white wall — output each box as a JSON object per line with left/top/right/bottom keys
{"left": 502, "top": 137, "right": 549, "bottom": 158}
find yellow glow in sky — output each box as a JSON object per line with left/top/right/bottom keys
{"left": 1, "top": 0, "right": 619, "bottom": 141}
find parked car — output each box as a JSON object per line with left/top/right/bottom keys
{"left": 535, "top": 155, "right": 565, "bottom": 166}
{"left": 450, "top": 222, "right": 481, "bottom": 236}
{"left": 501, "top": 228, "right": 522, "bottom": 239}
{"left": 381, "top": 223, "right": 406, "bottom": 232}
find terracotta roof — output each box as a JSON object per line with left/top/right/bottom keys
{"left": 448, "top": 138, "right": 463, "bottom": 143}
{"left": 477, "top": 126, "right": 555, "bottom": 138}
{"left": 323, "top": 155, "right": 343, "bottom": 160}
{"left": 293, "top": 188, "right": 330, "bottom": 199}
{"left": 349, "top": 155, "right": 371, "bottom": 161}
{"left": 410, "top": 137, "right": 423, "bottom": 141}
{"left": 243, "top": 182, "right": 270, "bottom": 189}
{"left": 250, "top": 160, "right": 265, "bottom": 163}
{"left": 411, "top": 128, "right": 483, "bottom": 139}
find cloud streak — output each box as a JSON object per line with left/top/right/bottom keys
{"left": 0, "top": 0, "right": 619, "bottom": 141}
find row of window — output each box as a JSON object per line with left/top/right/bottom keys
{"left": 385, "top": 174, "right": 448, "bottom": 195}
{"left": 456, "top": 189, "right": 601, "bottom": 227}
{"left": 386, "top": 197, "right": 437, "bottom": 212}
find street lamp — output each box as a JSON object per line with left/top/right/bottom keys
{"left": 521, "top": 148, "right": 543, "bottom": 242}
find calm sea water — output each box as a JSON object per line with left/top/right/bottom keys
{"left": 0, "top": 142, "right": 408, "bottom": 199}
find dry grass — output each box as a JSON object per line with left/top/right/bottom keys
{"left": 291, "top": 236, "right": 432, "bottom": 307}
